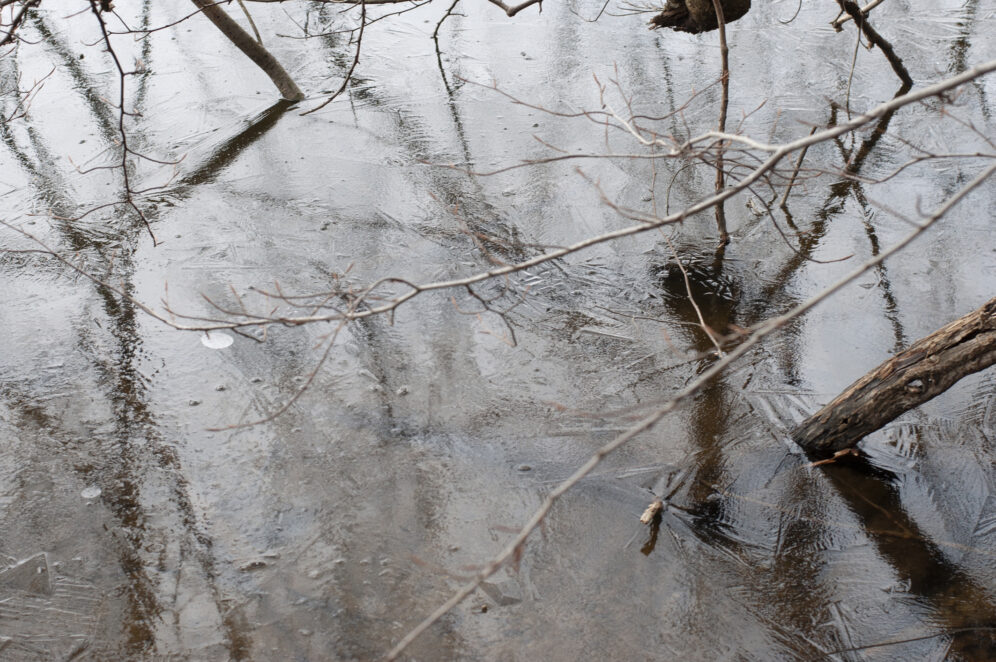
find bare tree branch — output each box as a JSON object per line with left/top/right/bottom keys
{"left": 836, "top": 0, "right": 912, "bottom": 90}
{"left": 190, "top": 0, "right": 305, "bottom": 100}
{"left": 710, "top": 0, "right": 730, "bottom": 244}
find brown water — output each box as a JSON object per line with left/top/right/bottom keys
{"left": 1, "top": 1, "right": 995, "bottom": 660}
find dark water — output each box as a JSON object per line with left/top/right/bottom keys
{"left": 1, "top": 1, "right": 994, "bottom": 659}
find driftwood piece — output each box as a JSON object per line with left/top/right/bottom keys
{"left": 793, "top": 296, "right": 996, "bottom": 458}
{"left": 650, "top": 0, "right": 750, "bottom": 34}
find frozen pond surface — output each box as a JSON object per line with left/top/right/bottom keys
{"left": 1, "top": 1, "right": 995, "bottom": 659}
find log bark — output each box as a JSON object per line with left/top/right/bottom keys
{"left": 191, "top": 0, "right": 305, "bottom": 101}
{"left": 793, "top": 296, "right": 996, "bottom": 458}
{"left": 650, "top": 0, "right": 750, "bottom": 34}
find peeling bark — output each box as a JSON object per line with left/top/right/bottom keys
{"left": 793, "top": 297, "right": 996, "bottom": 458}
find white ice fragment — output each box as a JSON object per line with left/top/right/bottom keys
{"left": 201, "top": 331, "right": 234, "bottom": 349}
{"left": 81, "top": 486, "right": 101, "bottom": 499}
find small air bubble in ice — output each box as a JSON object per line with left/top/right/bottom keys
{"left": 81, "top": 486, "right": 101, "bottom": 499}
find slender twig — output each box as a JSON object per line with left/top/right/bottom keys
{"left": 831, "top": 0, "right": 885, "bottom": 30}
{"left": 301, "top": 0, "right": 365, "bottom": 115}
{"left": 0, "top": 0, "right": 39, "bottom": 47}
{"left": 779, "top": 126, "right": 819, "bottom": 208}
{"left": 88, "top": 0, "right": 159, "bottom": 244}
{"left": 432, "top": 0, "right": 461, "bottom": 41}
{"left": 0, "top": 65, "right": 54, "bottom": 122}
{"left": 844, "top": 18, "right": 862, "bottom": 115}
{"left": 661, "top": 233, "right": 726, "bottom": 356}
{"left": 107, "top": 1, "right": 233, "bottom": 36}
{"left": 236, "top": 0, "right": 263, "bottom": 44}
{"left": 710, "top": 0, "right": 730, "bottom": 245}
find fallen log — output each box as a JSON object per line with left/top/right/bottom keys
{"left": 792, "top": 296, "right": 996, "bottom": 458}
